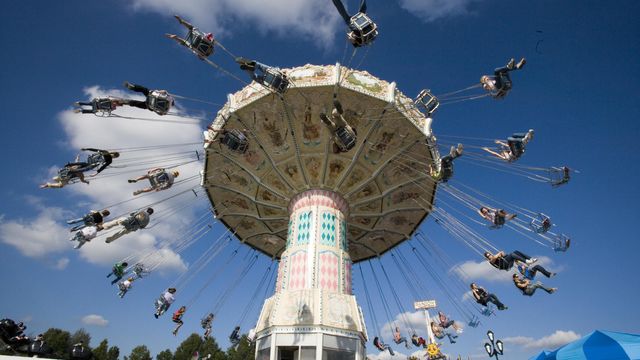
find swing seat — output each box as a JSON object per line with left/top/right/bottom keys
{"left": 133, "top": 264, "right": 148, "bottom": 278}
{"left": 347, "top": 13, "right": 378, "bottom": 47}
{"left": 147, "top": 91, "right": 173, "bottom": 115}
{"left": 439, "top": 159, "right": 454, "bottom": 182}
{"left": 28, "top": 340, "right": 53, "bottom": 357}
{"left": 86, "top": 153, "right": 105, "bottom": 166}
{"left": 149, "top": 171, "right": 171, "bottom": 189}
{"left": 111, "top": 266, "right": 126, "bottom": 278}
{"left": 507, "top": 138, "right": 525, "bottom": 157}
{"left": 549, "top": 166, "right": 571, "bottom": 187}
{"left": 493, "top": 73, "right": 513, "bottom": 98}
{"left": 71, "top": 346, "right": 92, "bottom": 360}
{"left": 488, "top": 211, "right": 507, "bottom": 229}
{"left": 553, "top": 234, "right": 571, "bottom": 252}
{"left": 415, "top": 89, "right": 440, "bottom": 115}
{"left": 0, "top": 319, "right": 18, "bottom": 342}
{"left": 94, "top": 98, "right": 117, "bottom": 113}
{"left": 257, "top": 67, "right": 289, "bottom": 93}
{"left": 185, "top": 28, "right": 214, "bottom": 58}
{"left": 530, "top": 213, "right": 552, "bottom": 234}
{"left": 468, "top": 316, "right": 480, "bottom": 328}
{"left": 221, "top": 129, "right": 249, "bottom": 154}
{"left": 335, "top": 126, "right": 357, "bottom": 152}
{"left": 480, "top": 307, "right": 494, "bottom": 317}
{"left": 57, "top": 167, "right": 82, "bottom": 183}
{"left": 155, "top": 297, "right": 170, "bottom": 315}
{"left": 122, "top": 216, "right": 141, "bottom": 232}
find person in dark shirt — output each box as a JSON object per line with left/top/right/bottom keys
{"left": 373, "top": 337, "right": 394, "bottom": 356}
{"left": 122, "top": 82, "right": 175, "bottom": 116}
{"left": 480, "top": 57, "right": 526, "bottom": 99}
{"left": 411, "top": 333, "right": 427, "bottom": 348}
{"left": 81, "top": 148, "right": 119, "bottom": 175}
{"left": 74, "top": 97, "right": 126, "bottom": 114}
{"left": 478, "top": 206, "right": 517, "bottom": 228}
{"left": 229, "top": 326, "right": 241, "bottom": 348}
{"left": 470, "top": 283, "right": 507, "bottom": 310}
{"left": 484, "top": 250, "right": 537, "bottom": 271}
{"left": 67, "top": 209, "right": 110, "bottom": 231}
{"left": 513, "top": 274, "right": 557, "bottom": 296}
{"left": 201, "top": 313, "right": 214, "bottom": 338}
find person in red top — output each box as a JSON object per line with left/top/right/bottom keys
{"left": 172, "top": 306, "right": 187, "bottom": 336}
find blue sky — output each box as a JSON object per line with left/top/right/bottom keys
{"left": 1, "top": 0, "right": 639, "bottom": 359}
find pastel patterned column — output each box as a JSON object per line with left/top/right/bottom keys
{"left": 277, "top": 190, "right": 352, "bottom": 295}
{"left": 254, "top": 190, "right": 367, "bottom": 360}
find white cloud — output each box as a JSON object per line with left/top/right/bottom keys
{"left": 81, "top": 314, "right": 109, "bottom": 327}
{"left": 398, "top": 0, "right": 481, "bottom": 23}
{"left": 57, "top": 86, "right": 201, "bottom": 272}
{"left": 378, "top": 311, "right": 430, "bottom": 340}
{"left": 1, "top": 86, "right": 207, "bottom": 273}
{"left": 55, "top": 258, "right": 70, "bottom": 270}
{"left": 128, "top": 0, "right": 342, "bottom": 46}
{"left": 453, "top": 256, "right": 558, "bottom": 283}
{"left": 503, "top": 330, "right": 580, "bottom": 350}
{"left": 0, "top": 205, "right": 70, "bottom": 258}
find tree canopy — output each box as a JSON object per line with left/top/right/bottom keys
{"left": 6, "top": 327, "right": 255, "bottom": 360}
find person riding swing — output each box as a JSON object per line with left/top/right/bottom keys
{"left": 166, "top": 15, "right": 215, "bottom": 59}
{"left": 319, "top": 98, "right": 357, "bottom": 153}
{"left": 129, "top": 168, "right": 179, "bottom": 196}
{"left": 481, "top": 57, "right": 526, "bottom": 99}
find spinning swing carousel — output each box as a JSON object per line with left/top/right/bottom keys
{"left": 202, "top": 64, "right": 442, "bottom": 359}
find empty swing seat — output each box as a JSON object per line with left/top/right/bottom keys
{"left": 94, "top": 98, "right": 117, "bottom": 112}
{"left": 257, "top": 67, "right": 289, "bottom": 93}
{"left": 221, "top": 130, "right": 249, "bottom": 154}
{"left": 415, "top": 89, "right": 440, "bottom": 115}
{"left": 348, "top": 13, "right": 378, "bottom": 46}
{"left": 335, "top": 126, "right": 357, "bottom": 152}
{"left": 530, "top": 213, "right": 552, "bottom": 234}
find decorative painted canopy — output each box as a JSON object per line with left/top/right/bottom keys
{"left": 203, "top": 64, "right": 438, "bottom": 262}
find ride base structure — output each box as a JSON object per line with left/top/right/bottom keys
{"left": 203, "top": 64, "right": 439, "bottom": 360}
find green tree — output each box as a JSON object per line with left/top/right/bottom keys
{"left": 226, "top": 335, "right": 254, "bottom": 360}
{"left": 107, "top": 345, "right": 120, "bottom": 360}
{"left": 70, "top": 328, "right": 92, "bottom": 348}
{"left": 93, "top": 339, "right": 109, "bottom": 360}
{"left": 128, "top": 345, "right": 153, "bottom": 360}
{"left": 0, "top": 346, "right": 14, "bottom": 356}
{"left": 174, "top": 334, "right": 202, "bottom": 360}
{"left": 43, "top": 328, "right": 71, "bottom": 358}
{"left": 200, "top": 336, "right": 226, "bottom": 360}
{"left": 174, "top": 334, "right": 226, "bottom": 360}
{"left": 156, "top": 349, "right": 174, "bottom": 360}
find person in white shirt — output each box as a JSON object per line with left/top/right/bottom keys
{"left": 70, "top": 225, "right": 100, "bottom": 249}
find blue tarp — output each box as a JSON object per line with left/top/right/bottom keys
{"left": 530, "top": 330, "right": 640, "bottom": 360}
